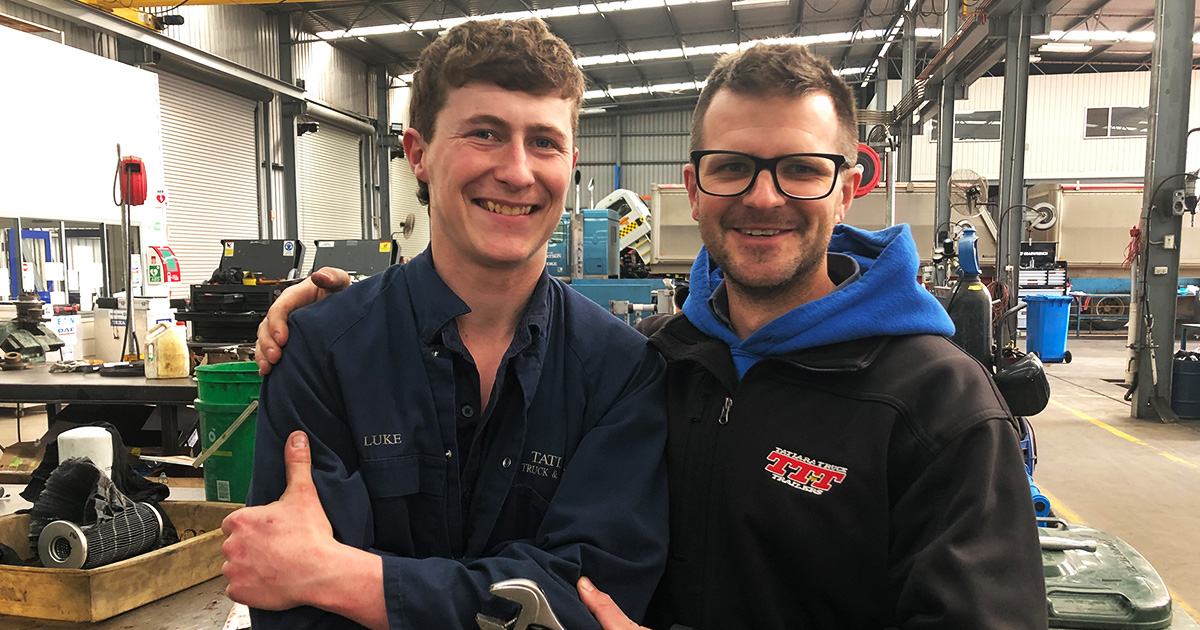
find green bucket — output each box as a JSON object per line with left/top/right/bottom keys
{"left": 194, "top": 399, "right": 257, "bottom": 503}
{"left": 195, "top": 362, "right": 262, "bottom": 405}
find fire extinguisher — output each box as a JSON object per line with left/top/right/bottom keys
{"left": 116, "top": 156, "right": 147, "bottom": 207}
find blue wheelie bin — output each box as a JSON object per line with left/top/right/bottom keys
{"left": 1024, "top": 294, "right": 1073, "bottom": 364}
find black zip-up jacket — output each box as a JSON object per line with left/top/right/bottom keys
{"left": 641, "top": 314, "right": 1048, "bottom": 630}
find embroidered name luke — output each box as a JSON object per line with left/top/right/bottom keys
{"left": 765, "top": 447, "right": 847, "bottom": 495}
{"left": 521, "top": 450, "right": 563, "bottom": 479}
{"left": 362, "top": 433, "right": 403, "bottom": 447}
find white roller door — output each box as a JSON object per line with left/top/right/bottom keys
{"left": 389, "top": 161, "right": 431, "bottom": 261}
{"left": 297, "top": 124, "right": 363, "bottom": 274}
{"left": 157, "top": 72, "right": 260, "bottom": 297}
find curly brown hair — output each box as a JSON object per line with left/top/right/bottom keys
{"left": 690, "top": 44, "right": 858, "bottom": 162}
{"left": 408, "top": 18, "right": 585, "bottom": 206}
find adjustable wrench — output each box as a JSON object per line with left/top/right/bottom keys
{"left": 475, "top": 578, "right": 567, "bottom": 630}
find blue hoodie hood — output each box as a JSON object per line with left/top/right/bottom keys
{"left": 682, "top": 223, "right": 955, "bottom": 379}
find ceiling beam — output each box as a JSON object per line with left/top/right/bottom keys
{"left": 837, "top": 0, "right": 874, "bottom": 71}
{"left": 1077, "top": 16, "right": 1154, "bottom": 65}
{"left": 662, "top": 3, "right": 699, "bottom": 84}
{"left": 1055, "top": 0, "right": 1115, "bottom": 33}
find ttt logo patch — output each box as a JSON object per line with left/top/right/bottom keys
{"left": 765, "top": 448, "right": 847, "bottom": 495}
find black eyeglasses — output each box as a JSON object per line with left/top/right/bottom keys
{"left": 690, "top": 150, "right": 850, "bottom": 200}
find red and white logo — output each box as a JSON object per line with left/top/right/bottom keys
{"left": 765, "top": 448, "right": 847, "bottom": 495}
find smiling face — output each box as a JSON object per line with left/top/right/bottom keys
{"left": 685, "top": 89, "right": 860, "bottom": 303}
{"left": 404, "top": 82, "right": 578, "bottom": 274}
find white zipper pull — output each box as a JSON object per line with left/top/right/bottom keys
{"left": 718, "top": 397, "right": 732, "bottom": 425}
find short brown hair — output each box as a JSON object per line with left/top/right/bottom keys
{"left": 690, "top": 44, "right": 858, "bottom": 161}
{"left": 407, "top": 18, "right": 585, "bottom": 205}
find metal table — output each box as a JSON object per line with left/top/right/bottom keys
{"left": 0, "top": 365, "right": 195, "bottom": 454}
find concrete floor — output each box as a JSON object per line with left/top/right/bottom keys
{"left": 1037, "top": 334, "right": 1200, "bottom": 622}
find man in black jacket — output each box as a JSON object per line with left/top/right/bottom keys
{"left": 256, "top": 42, "right": 1047, "bottom": 630}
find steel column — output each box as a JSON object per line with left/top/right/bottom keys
{"left": 1132, "top": 0, "right": 1195, "bottom": 419}
{"left": 900, "top": 15, "right": 916, "bottom": 181}
{"left": 277, "top": 14, "right": 300, "bottom": 240}
{"left": 996, "top": 1, "right": 1032, "bottom": 352}
{"left": 933, "top": 2, "right": 960, "bottom": 286}
{"left": 376, "top": 66, "right": 391, "bottom": 239}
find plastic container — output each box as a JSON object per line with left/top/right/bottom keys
{"left": 194, "top": 399, "right": 257, "bottom": 503}
{"left": 145, "top": 322, "right": 189, "bottom": 379}
{"left": 194, "top": 361, "right": 261, "bottom": 405}
{"left": 1171, "top": 358, "right": 1200, "bottom": 419}
{"left": 1024, "top": 295, "right": 1074, "bottom": 363}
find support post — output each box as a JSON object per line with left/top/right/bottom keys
{"left": 1132, "top": 0, "right": 1194, "bottom": 420}
{"left": 996, "top": 1, "right": 1032, "bottom": 352}
{"left": 900, "top": 14, "right": 916, "bottom": 181}
{"left": 277, "top": 14, "right": 299, "bottom": 240}
{"left": 375, "top": 66, "right": 391, "bottom": 239}
{"left": 933, "top": 2, "right": 960, "bottom": 286}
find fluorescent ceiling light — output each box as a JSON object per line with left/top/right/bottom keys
{"left": 1039, "top": 42, "right": 1093, "bottom": 53}
{"left": 315, "top": 0, "right": 724, "bottom": 40}
{"left": 1029, "top": 55, "right": 1041, "bottom": 63}
{"left": 573, "top": 28, "right": 940, "bottom": 69}
{"left": 1032, "top": 29, "right": 1157, "bottom": 45}
{"left": 585, "top": 80, "right": 707, "bottom": 101}
{"left": 731, "top": 0, "right": 789, "bottom": 10}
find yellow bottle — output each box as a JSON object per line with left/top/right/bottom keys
{"left": 146, "top": 322, "right": 189, "bottom": 378}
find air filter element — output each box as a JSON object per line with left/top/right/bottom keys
{"left": 38, "top": 502, "right": 164, "bottom": 569}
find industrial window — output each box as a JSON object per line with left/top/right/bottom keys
{"left": 928, "top": 110, "right": 1003, "bottom": 142}
{"left": 1085, "top": 106, "right": 1149, "bottom": 138}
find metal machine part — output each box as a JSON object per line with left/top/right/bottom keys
{"left": 476, "top": 578, "right": 566, "bottom": 630}
{"left": 0, "top": 292, "right": 65, "bottom": 363}
{"left": 38, "top": 502, "right": 163, "bottom": 569}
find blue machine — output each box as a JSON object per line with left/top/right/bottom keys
{"left": 546, "top": 214, "right": 570, "bottom": 278}
{"left": 546, "top": 210, "right": 619, "bottom": 279}
{"left": 582, "top": 208, "right": 619, "bottom": 278}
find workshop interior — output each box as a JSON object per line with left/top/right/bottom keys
{"left": 1, "top": 0, "right": 1200, "bottom": 627}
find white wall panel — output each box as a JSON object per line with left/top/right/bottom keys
{"left": 157, "top": 72, "right": 259, "bottom": 295}
{"left": 389, "top": 161, "right": 429, "bottom": 259}
{"left": 293, "top": 37, "right": 370, "bottom": 116}
{"left": 887, "top": 70, "right": 1200, "bottom": 182}
{"left": 160, "top": 5, "right": 278, "bottom": 77}
{"left": 297, "top": 124, "right": 364, "bottom": 274}
{"left": 0, "top": 0, "right": 117, "bottom": 57}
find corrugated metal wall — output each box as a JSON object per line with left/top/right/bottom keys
{"left": 159, "top": 5, "right": 278, "bottom": 78}
{"left": 576, "top": 108, "right": 691, "bottom": 204}
{"left": 0, "top": 0, "right": 117, "bottom": 57}
{"left": 885, "top": 70, "right": 1200, "bottom": 182}
{"left": 293, "top": 36, "right": 371, "bottom": 116}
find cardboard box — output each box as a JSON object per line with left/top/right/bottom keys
{"left": 0, "top": 501, "right": 240, "bottom": 622}
{"left": 0, "top": 442, "right": 45, "bottom": 484}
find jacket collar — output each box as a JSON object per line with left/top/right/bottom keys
{"left": 650, "top": 312, "right": 893, "bottom": 387}
{"left": 404, "top": 246, "right": 552, "bottom": 346}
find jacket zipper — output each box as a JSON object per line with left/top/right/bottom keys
{"left": 718, "top": 397, "right": 732, "bottom": 425}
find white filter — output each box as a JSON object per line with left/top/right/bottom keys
{"left": 58, "top": 427, "right": 114, "bottom": 479}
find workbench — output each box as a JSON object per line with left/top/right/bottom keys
{"left": 0, "top": 365, "right": 195, "bottom": 454}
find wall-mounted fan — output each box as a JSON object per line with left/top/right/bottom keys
{"left": 949, "top": 169, "right": 989, "bottom": 216}
{"left": 397, "top": 213, "right": 416, "bottom": 239}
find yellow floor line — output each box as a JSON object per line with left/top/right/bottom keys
{"left": 1049, "top": 398, "right": 1148, "bottom": 445}
{"left": 1039, "top": 489, "right": 1084, "bottom": 524}
{"left": 1048, "top": 398, "right": 1200, "bottom": 472}
{"left": 1041, "top": 489, "right": 1200, "bottom": 622}
{"left": 1173, "top": 591, "right": 1200, "bottom": 622}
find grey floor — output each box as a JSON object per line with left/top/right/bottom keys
{"left": 3, "top": 337, "right": 1200, "bottom": 623}
{"left": 1037, "top": 334, "right": 1200, "bottom": 622}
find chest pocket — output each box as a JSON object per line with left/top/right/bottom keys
{"left": 359, "top": 454, "right": 447, "bottom": 554}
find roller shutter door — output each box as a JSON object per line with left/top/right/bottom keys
{"left": 297, "top": 124, "right": 363, "bottom": 274}
{"left": 389, "top": 161, "right": 431, "bottom": 261}
{"left": 157, "top": 72, "right": 259, "bottom": 297}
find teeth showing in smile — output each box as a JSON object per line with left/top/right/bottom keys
{"left": 740, "top": 228, "right": 781, "bottom": 236}
{"left": 483, "top": 200, "right": 533, "bottom": 216}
